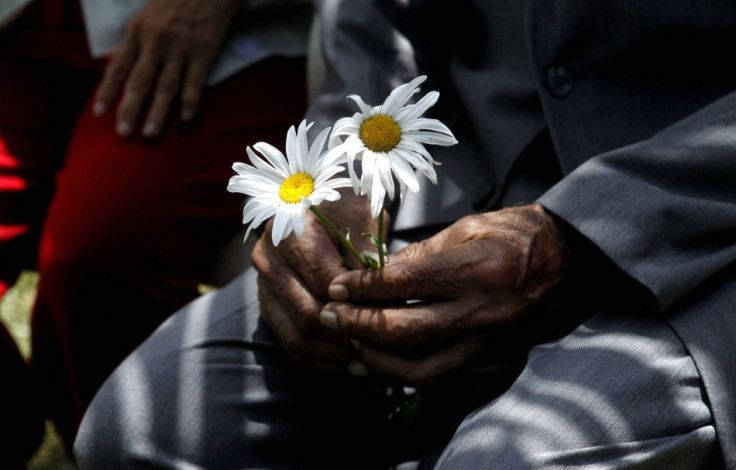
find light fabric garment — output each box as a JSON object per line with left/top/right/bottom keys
{"left": 305, "top": 1, "right": 736, "bottom": 464}
{"left": 74, "top": 268, "right": 720, "bottom": 469}
{"left": 435, "top": 309, "right": 719, "bottom": 469}
{"left": 0, "top": 0, "right": 32, "bottom": 29}
{"left": 73, "top": 0, "right": 736, "bottom": 466}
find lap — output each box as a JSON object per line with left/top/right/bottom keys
{"left": 74, "top": 269, "right": 430, "bottom": 469}
{"left": 436, "top": 307, "right": 720, "bottom": 469}
{"left": 75, "top": 270, "right": 720, "bottom": 469}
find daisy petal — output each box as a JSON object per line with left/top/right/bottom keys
{"left": 253, "top": 142, "right": 291, "bottom": 174}
{"left": 370, "top": 174, "right": 386, "bottom": 219}
{"left": 347, "top": 94, "right": 373, "bottom": 114}
{"left": 402, "top": 117, "right": 456, "bottom": 139}
{"left": 395, "top": 90, "right": 439, "bottom": 123}
{"left": 321, "top": 143, "right": 348, "bottom": 167}
{"left": 271, "top": 209, "right": 293, "bottom": 246}
{"left": 347, "top": 155, "right": 361, "bottom": 194}
{"left": 381, "top": 75, "right": 426, "bottom": 115}
{"left": 294, "top": 120, "right": 311, "bottom": 171}
{"left": 331, "top": 117, "right": 360, "bottom": 138}
{"left": 308, "top": 126, "right": 331, "bottom": 166}
{"left": 375, "top": 153, "right": 395, "bottom": 200}
{"left": 388, "top": 152, "right": 420, "bottom": 192}
{"left": 291, "top": 203, "right": 308, "bottom": 237}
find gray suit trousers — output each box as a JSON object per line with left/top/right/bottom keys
{"left": 74, "top": 268, "right": 720, "bottom": 469}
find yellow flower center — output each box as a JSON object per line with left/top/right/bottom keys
{"left": 279, "top": 172, "right": 314, "bottom": 204}
{"left": 360, "top": 114, "right": 402, "bottom": 152}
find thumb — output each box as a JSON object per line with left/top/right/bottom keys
{"left": 328, "top": 243, "right": 467, "bottom": 303}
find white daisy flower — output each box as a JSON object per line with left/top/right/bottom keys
{"left": 227, "top": 120, "right": 351, "bottom": 246}
{"left": 330, "top": 75, "right": 458, "bottom": 218}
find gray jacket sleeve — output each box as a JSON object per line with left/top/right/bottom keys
{"left": 539, "top": 91, "right": 736, "bottom": 311}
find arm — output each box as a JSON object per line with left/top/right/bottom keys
{"left": 320, "top": 91, "right": 736, "bottom": 384}
{"left": 539, "top": 90, "right": 736, "bottom": 311}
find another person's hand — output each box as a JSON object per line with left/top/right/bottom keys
{"left": 252, "top": 189, "right": 388, "bottom": 374}
{"left": 320, "top": 204, "right": 569, "bottom": 386}
{"left": 93, "top": 0, "right": 242, "bottom": 137}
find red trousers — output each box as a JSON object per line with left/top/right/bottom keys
{"left": 0, "top": 0, "right": 307, "bottom": 451}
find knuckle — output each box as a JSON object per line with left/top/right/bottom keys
{"left": 181, "top": 87, "right": 201, "bottom": 106}
{"left": 150, "top": 22, "right": 182, "bottom": 44}
{"left": 287, "top": 353, "right": 309, "bottom": 369}
{"left": 127, "top": 16, "right": 146, "bottom": 36}
{"left": 156, "top": 77, "right": 180, "bottom": 96}
{"left": 281, "top": 331, "right": 303, "bottom": 353}
{"left": 305, "top": 266, "right": 335, "bottom": 294}
{"left": 293, "top": 305, "right": 320, "bottom": 333}
{"left": 251, "top": 243, "right": 270, "bottom": 273}
{"left": 125, "top": 75, "right": 151, "bottom": 94}
{"left": 104, "top": 64, "right": 129, "bottom": 84}
{"left": 404, "top": 366, "right": 436, "bottom": 388}
{"left": 459, "top": 214, "right": 486, "bottom": 237}
{"left": 383, "top": 313, "right": 422, "bottom": 348}
{"left": 387, "top": 266, "right": 421, "bottom": 300}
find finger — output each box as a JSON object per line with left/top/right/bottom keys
{"left": 264, "top": 214, "right": 349, "bottom": 297}
{"left": 330, "top": 241, "right": 497, "bottom": 303}
{"left": 141, "top": 56, "right": 186, "bottom": 137}
{"left": 93, "top": 34, "right": 140, "bottom": 117}
{"left": 335, "top": 235, "right": 527, "bottom": 304}
{"left": 325, "top": 291, "right": 527, "bottom": 352}
{"left": 115, "top": 46, "right": 160, "bottom": 137}
{"left": 179, "top": 47, "right": 216, "bottom": 122}
{"left": 253, "top": 237, "right": 354, "bottom": 346}
{"left": 261, "top": 271, "right": 354, "bottom": 348}
{"left": 258, "top": 276, "right": 356, "bottom": 370}
{"left": 352, "top": 338, "right": 484, "bottom": 387}
{"left": 322, "top": 295, "right": 494, "bottom": 352}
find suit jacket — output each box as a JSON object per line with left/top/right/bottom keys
{"left": 307, "top": 0, "right": 736, "bottom": 466}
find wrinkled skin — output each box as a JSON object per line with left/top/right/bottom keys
{"left": 320, "top": 204, "right": 569, "bottom": 387}
{"left": 93, "top": 0, "right": 242, "bottom": 137}
{"left": 252, "top": 189, "right": 387, "bottom": 374}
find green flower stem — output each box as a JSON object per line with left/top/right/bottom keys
{"left": 309, "top": 206, "right": 370, "bottom": 268}
{"left": 377, "top": 211, "right": 386, "bottom": 267}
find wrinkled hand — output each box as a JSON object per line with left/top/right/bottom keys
{"left": 252, "top": 189, "right": 388, "bottom": 374}
{"left": 93, "top": 0, "right": 242, "bottom": 137}
{"left": 320, "top": 204, "right": 569, "bottom": 386}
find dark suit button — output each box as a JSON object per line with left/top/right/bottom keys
{"left": 546, "top": 66, "right": 573, "bottom": 97}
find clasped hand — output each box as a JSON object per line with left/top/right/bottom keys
{"left": 255, "top": 201, "right": 569, "bottom": 386}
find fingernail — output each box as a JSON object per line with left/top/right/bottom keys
{"left": 348, "top": 360, "right": 368, "bottom": 377}
{"left": 93, "top": 101, "right": 107, "bottom": 116}
{"left": 117, "top": 120, "right": 132, "bottom": 136}
{"left": 350, "top": 339, "right": 360, "bottom": 350}
{"left": 328, "top": 284, "right": 349, "bottom": 300}
{"left": 319, "top": 310, "right": 339, "bottom": 332}
{"left": 142, "top": 121, "right": 159, "bottom": 137}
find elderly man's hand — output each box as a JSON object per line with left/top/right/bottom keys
{"left": 320, "top": 204, "right": 569, "bottom": 386}
{"left": 93, "top": 0, "right": 242, "bottom": 138}
{"left": 252, "top": 189, "right": 387, "bottom": 374}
